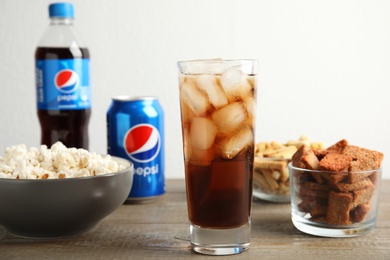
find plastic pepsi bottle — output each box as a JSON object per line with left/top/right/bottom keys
{"left": 35, "top": 2, "right": 91, "bottom": 149}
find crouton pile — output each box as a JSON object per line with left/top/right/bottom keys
{"left": 292, "top": 139, "right": 383, "bottom": 225}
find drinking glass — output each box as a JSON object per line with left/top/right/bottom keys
{"left": 177, "top": 59, "right": 258, "bottom": 255}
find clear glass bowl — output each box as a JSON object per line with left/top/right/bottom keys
{"left": 289, "top": 163, "right": 381, "bottom": 237}
{"left": 253, "top": 157, "right": 291, "bottom": 203}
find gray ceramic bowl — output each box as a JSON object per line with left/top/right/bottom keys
{"left": 0, "top": 156, "right": 133, "bottom": 237}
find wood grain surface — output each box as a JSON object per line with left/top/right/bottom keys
{"left": 1, "top": 179, "right": 389, "bottom": 259}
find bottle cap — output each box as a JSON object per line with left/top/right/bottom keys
{"left": 49, "top": 2, "right": 74, "bottom": 18}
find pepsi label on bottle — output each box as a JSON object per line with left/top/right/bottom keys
{"left": 107, "top": 96, "right": 165, "bottom": 202}
{"left": 36, "top": 59, "right": 91, "bottom": 110}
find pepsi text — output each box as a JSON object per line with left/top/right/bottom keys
{"left": 134, "top": 164, "right": 159, "bottom": 177}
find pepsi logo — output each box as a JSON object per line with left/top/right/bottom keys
{"left": 54, "top": 69, "right": 79, "bottom": 93}
{"left": 124, "top": 124, "right": 161, "bottom": 163}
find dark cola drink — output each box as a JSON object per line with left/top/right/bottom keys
{"left": 178, "top": 59, "right": 257, "bottom": 229}
{"left": 35, "top": 3, "right": 91, "bottom": 149}
{"left": 185, "top": 153, "right": 254, "bottom": 228}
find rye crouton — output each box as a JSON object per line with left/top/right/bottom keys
{"left": 333, "top": 177, "right": 373, "bottom": 192}
{"left": 350, "top": 204, "right": 370, "bottom": 223}
{"left": 318, "top": 153, "right": 352, "bottom": 184}
{"left": 319, "top": 153, "right": 353, "bottom": 172}
{"left": 352, "top": 185, "right": 375, "bottom": 208}
{"left": 343, "top": 145, "right": 384, "bottom": 171}
{"left": 292, "top": 144, "right": 320, "bottom": 170}
{"left": 326, "top": 191, "right": 353, "bottom": 225}
{"left": 326, "top": 139, "right": 349, "bottom": 153}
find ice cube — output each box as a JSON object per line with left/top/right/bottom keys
{"left": 243, "top": 96, "right": 255, "bottom": 120}
{"left": 180, "top": 80, "right": 211, "bottom": 116}
{"left": 187, "top": 145, "right": 215, "bottom": 166}
{"left": 219, "top": 67, "right": 252, "bottom": 102}
{"left": 212, "top": 102, "right": 247, "bottom": 134}
{"left": 247, "top": 75, "right": 257, "bottom": 89}
{"left": 182, "top": 126, "right": 192, "bottom": 160}
{"left": 178, "top": 75, "right": 186, "bottom": 86}
{"left": 190, "top": 117, "right": 218, "bottom": 150}
{"left": 182, "top": 123, "right": 215, "bottom": 167}
{"left": 180, "top": 99, "right": 195, "bottom": 124}
{"left": 181, "top": 59, "right": 224, "bottom": 75}
{"left": 217, "top": 125, "right": 254, "bottom": 159}
{"left": 196, "top": 75, "right": 228, "bottom": 109}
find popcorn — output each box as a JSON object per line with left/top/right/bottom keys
{"left": 0, "top": 142, "right": 126, "bottom": 179}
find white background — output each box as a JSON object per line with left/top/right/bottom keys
{"left": 0, "top": 0, "right": 389, "bottom": 179}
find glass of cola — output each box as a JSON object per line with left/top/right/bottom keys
{"left": 177, "top": 59, "right": 258, "bottom": 255}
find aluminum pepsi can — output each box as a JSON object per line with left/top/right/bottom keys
{"left": 107, "top": 96, "right": 165, "bottom": 203}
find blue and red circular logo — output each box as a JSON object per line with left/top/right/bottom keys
{"left": 54, "top": 69, "right": 79, "bottom": 93}
{"left": 124, "top": 124, "right": 161, "bottom": 163}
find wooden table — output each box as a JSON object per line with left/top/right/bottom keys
{"left": 1, "top": 179, "right": 389, "bottom": 259}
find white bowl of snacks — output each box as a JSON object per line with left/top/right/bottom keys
{"left": 253, "top": 136, "right": 325, "bottom": 203}
{"left": 0, "top": 142, "right": 133, "bottom": 237}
